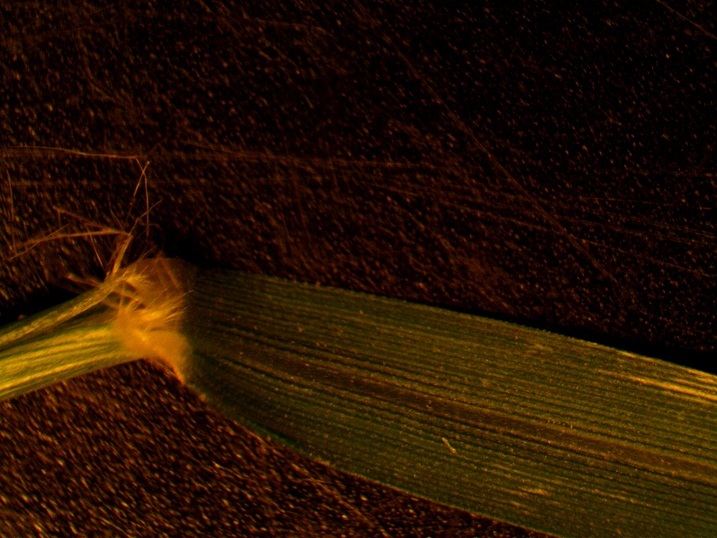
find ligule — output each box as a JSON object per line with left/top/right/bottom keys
{"left": 0, "top": 258, "right": 191, "bottom": 401}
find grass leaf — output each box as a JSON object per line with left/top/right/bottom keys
{"left": 185, "top": 271, "right": 717, "bottom": 538}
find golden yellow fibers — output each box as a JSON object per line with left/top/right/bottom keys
{"left": 0, "top": 258, "right": 193, "bottom": 400}
{"left": 107, "top": 258, "right": 193, "bottom": 381}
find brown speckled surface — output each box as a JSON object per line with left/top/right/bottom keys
{"left": 1, "top": 1, "right": 713, "bottom": 536}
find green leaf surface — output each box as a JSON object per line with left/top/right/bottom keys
{"left": 185, "top": 271, "right": 717, "bottom": 538}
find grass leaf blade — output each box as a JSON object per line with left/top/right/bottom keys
{"left": 185, "top": 271, "right": 717, "bottom": 538}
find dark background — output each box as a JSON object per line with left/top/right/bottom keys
{"left": 1, "top": 1, "right": 714, "bottom": 536}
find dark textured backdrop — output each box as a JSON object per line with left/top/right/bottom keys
{"left": 1, "top": 1, "right": 714, "bottom": 536}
